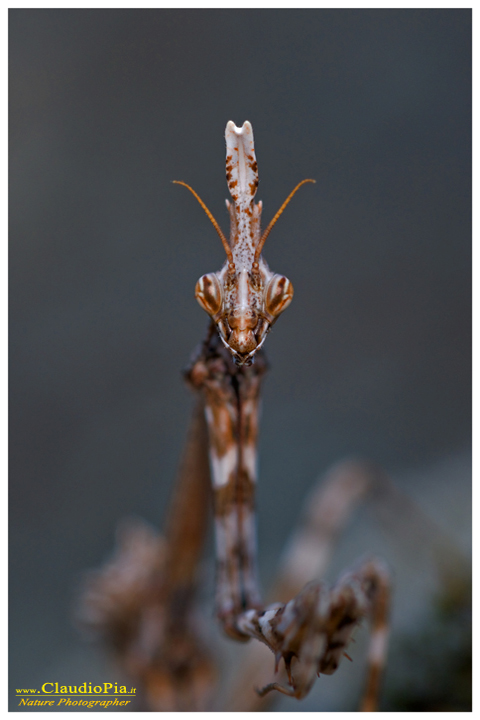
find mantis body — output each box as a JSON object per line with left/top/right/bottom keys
{"left": 177, "top": 121, "right": 390, "bottom": 705}
{"left": 80, "top": 122, "right": 391, "bottom": 711}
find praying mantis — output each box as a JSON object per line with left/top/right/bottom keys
{"left": 80, "top": 121, "right": 391, "bottom": 711}
{"left": 177, "top": 121, "right": 391, "bottom": 706}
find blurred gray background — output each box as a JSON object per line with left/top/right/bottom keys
{"left": 10, "top": 9, "right": 471, "bottom": 711}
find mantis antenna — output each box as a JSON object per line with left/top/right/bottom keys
{"left": 173, "top": 180, "right": 234, "bottom": 266}
{"left": 254, "top": 178, "right": 316, "bottom": 262}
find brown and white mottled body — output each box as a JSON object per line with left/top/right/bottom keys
{"left": 186, "top": 328, "right": 266, "bottom": 639}
{"left": 242, "top": 558, "right": 391, "bottom": 702}
{"left": 179, "top": 122, "right": 390, "bottom": 707}
{"left": 186, "top": 330, "right": 390, "bottom": 705}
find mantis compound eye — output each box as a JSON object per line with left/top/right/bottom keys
{"left": 195, "top": 273, "right": 222, "bottom": 317}
{"left": 264, "top": 274, "right": 294, "bottom": 319}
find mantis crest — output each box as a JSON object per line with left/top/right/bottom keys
{"left": 174, "top": 121, "right": 315, "bottom": 365}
